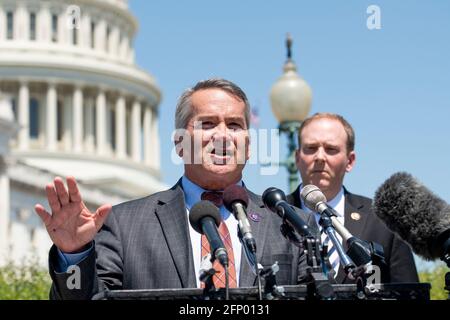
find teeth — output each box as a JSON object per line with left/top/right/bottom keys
{"left": 211, "top": 150, "right": 228, "bottom": 156}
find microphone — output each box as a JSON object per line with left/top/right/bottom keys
{"left": 301, "top": 185, "right": 352, "bottom": 239}
{"left": 373, "top": 172, "right": 450, "bottom": 265}
{"left": 300, "top": 184, "right": 372, "bottom": 266}
{"left": 223, "top": 185, "right": 256, "bottom": 254}
{"left": 189, "top": 200, "right": 228, "bottom": 268}
{"left": 262, "top": 187, "right": 313, "bottom": 237}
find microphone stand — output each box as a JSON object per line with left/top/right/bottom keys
{"left": 238, "top": 229, "right": 263, "bottom": 300}
{"left": 199, "top": 254, "right": 217, "bottom": 299}
{"left": 279, "top": 220, "right": 335, "bottom": 299}
{"left": 319, "top": 214, "right": 356, "bottom": 280}
{"left": 224, "top": 267, "right": 230, "bottom": 300}
{"left": 318, "top": 214, "right": 386, "bottom": 299}
{"left": 199, "top": 253, "right": 230, "bottom": 300}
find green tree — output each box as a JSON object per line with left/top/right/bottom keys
{"left": 0, "top": 259, "right": 51, "bottom": 300}
{"left": 419, "top": 265, "right": 449, "bottom": 300}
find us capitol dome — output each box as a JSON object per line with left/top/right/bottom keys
{"left": 0, "top": 0, "right": 166, "bottom": 265}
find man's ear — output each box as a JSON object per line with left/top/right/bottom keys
{"left": 175, "top": 141, "right": 183, "bottom": 157}
{"left": 346, "top": 151, "right": 356, "bottom": 173}
{"left": 173, "top": 129, "right": 185, "bottom": 157}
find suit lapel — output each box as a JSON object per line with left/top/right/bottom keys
{"left": 238, "top": 190, "right": 270, "bottom": 287}
{"left": 154, "top": 181, "right": 196, "bottom": 288}
{"left": 343, "top": 190, "right": 368, "bottom": 241}
{"left": 336, "top": 189, "right": 369, "bottom": 282}
{"left": 286, "top": 185, "right": 302, "bottom": 208}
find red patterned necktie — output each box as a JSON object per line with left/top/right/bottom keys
{"left": 200, "top": 191, "right": 237, "bottom": 288}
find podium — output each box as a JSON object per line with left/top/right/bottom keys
{"left": 92, "top": 283, "right": 430, "bottom": 300}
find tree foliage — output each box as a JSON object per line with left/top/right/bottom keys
{"left": 0, "top": 259, "right": 51, "bottom": 300}
{"left": 419, "top": 265, "right": 449, "bottom": 300}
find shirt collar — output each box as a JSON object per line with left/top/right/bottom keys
{"left": 181, "top": 175, "right": 243, "bottom": 220}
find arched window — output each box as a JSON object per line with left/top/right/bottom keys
{"left": 51, "top": 14, "right": 58, "bottom": 42}
{"left": 91, "top": 21, "right": 96, "bottom": 48}
{"left": 72, "top": 28, "right": 77, "bottom": 45}
{"left": 109, "top": 104, "right": 116, "bottom": 151}
{"left": 29, "top": 98, "right": 39, "bottom": 139}
{"left": 57, "top": 99, "right": 64, "bottom": 142}
{"left": 106, "top": 25, "right": 111, "bottom": 52}
{"left": 6, "top": 11, "right": 14, "bottom": 40}
{"left": 29, "top": 12, "right": 36, "bottom": 40}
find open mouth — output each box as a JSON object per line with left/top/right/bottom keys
{"left": 210, "top": 149, "right": 234, "bottom": 164}
{"left": 211, "top": 148, "right": 233, "bottom": 156}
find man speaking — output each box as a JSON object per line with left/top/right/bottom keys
{"left": 34, "top": 78, "right": 317, "bottom": 299}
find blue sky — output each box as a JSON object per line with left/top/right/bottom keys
{"left": 129, "top": 0, "right": 450, "bottom": 206}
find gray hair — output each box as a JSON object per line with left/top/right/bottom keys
{"left": 174, "top": 78, "right": 251, "bottom": 129}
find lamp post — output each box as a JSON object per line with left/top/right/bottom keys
{"left": 269, "top": 34, "right": 312, "bottom": 193}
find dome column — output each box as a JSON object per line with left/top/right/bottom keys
{"left": 131, "top": 99, "right": 141, "bottom": 162}
{"left": 115, "top": 95, "right": 126, "bottom": 159}
{"left": 46, "top": 83, "right": 57, "bottom": 151}
{"left": 73, "top": 86, "right": 83, "bottom": 153}
{"left": 95, "top": 89, "right": 107, "bottom": 155}
{"left": 84, "top": 97, "right": 95, "bottom": 152}
{"left": 151, "top": 108, "right": 160, "bottom": 169}
{"left": 143, "top": 105, "right": 152, "bottom": 166}
{"left": 17, "top": 81, "right": 29, "bottom": 150}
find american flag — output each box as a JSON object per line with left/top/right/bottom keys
{"left": 250, "top": 107, "right": 260, "bottom": 127}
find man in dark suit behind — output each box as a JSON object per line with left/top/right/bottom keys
{"left": 34, "top": 78, "right": 317, "bottom": 299}
{"left": 287, "top": 112, "right": 418, "bottom": 284}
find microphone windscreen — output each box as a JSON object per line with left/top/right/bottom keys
{"left": 262, "top": 187, "right": 286, "bottom": 212}
{"left": 373, "top": 172, "right": 450, "bottom": 260}
{"left": 189, "top": 200, "right": 222, "bottom": 234}
{"left": 300, "top": 184, "right": 327, "bottom": 211}
{"left": 223, "top": 185, "right": 249, "bottom": 212}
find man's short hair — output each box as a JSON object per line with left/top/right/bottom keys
{"left": 298, "top": 112, "right": 355, "bottom": 153}
{"left": 174, "top": 78, "right": 251, "bottom": 130}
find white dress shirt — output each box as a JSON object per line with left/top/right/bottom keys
{"left": 181, "top": 176, "right": 242, "bottom": 287}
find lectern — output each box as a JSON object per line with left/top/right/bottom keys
{"left": 92, "top": 283, "right": 430, "bottom": 300}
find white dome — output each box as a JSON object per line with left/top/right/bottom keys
{"left": 0, "top": 0, "right": 167, "bottom": 266}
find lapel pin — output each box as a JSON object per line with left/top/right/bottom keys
{"left": 249, "top": 212, "right": 261, "bottom": 222}
{"left": 351, "top": 212, "right": 361, "bottom": 221}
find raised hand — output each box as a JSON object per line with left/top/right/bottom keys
{"left": 34, "top": 176, "right": 111, "bottom": 253}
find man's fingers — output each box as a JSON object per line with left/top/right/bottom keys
{"left": 34, "top": 204, "right": 52, "bottom": 226}
{"left": 94, "top": 204, "right": 112, "bottom": 231}
{"left": 46, "top": 183, "right": 61, "bottom": 214}
{"left": 67, "top": 176, "right": 82, "bottom": 203}
{"left": 54, "top": 177, "right": 70, "bottom": 206}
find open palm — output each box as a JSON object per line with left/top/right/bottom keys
{"left": 35, "top": 176, "right": 111, "bottom": 253}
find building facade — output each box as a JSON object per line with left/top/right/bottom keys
{"left": 0, "top": 0, "right": 166, "bottom": 266}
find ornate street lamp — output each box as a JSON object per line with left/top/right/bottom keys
{"left": 269, "top": 34, "right": 312, "bottom": 192}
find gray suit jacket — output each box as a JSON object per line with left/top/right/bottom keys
{"left": 49, "top": 180, "right": 318, "bottom": 299}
